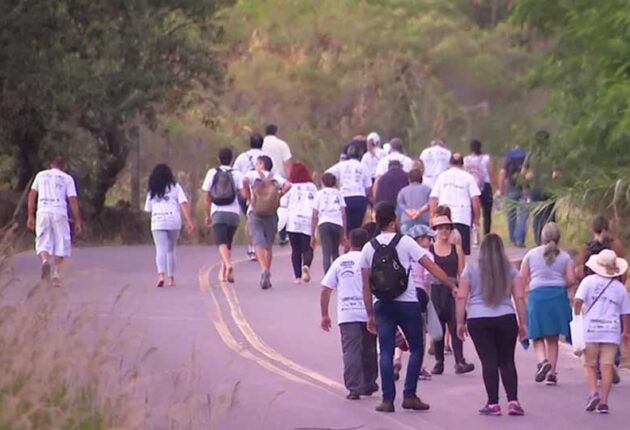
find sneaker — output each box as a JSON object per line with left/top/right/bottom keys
{"left": 545, "top": 373, "right": 558, "bottom": 386}
{"left": 596, "top": 404, "right": 609, "bottom": 414}
{"left": 260, "top": 271, "right": 272, "bottom": 290}
{"left": 479, "top": 404, "right": 501, "bottom": 416}
{"left": 375, "top": 400, "right": 395, "bottom": 413}
{"left": 613, "top": 366, "right": 621, "bottom": 385}
{"left": 51, "top": 273, "right": 61, "bottom": 287}
{"left": 535, "top": 360, "right": 552, "bottom": 383}
{"left": 508, "top": 401, "right": 525, "bottom": 416}
{"left": 360, "top": 383, "right": 379, "bottom": 396}
{"left": 455, "top": 362, "right": 475, "bottom": 374}
{"left": 301, "top": 265, "right": 311, "bottom": 283}
{"left": 346, "top": 392, "right": 360, "bottom": 400}
{"left": 585, "top": 392, "right": 600, "bottom": 412}
{"left": 279, "top": 238, "right": 289, "bottom": 247}
{"left": 418, "top": 368, "right": 432, "bottom": 381}
{"left": 431, "top": 362, "right": 444, "bottom": 375}
{"left": 41, "top": 261, "right": 51, "bottom": 280}
{"left": 227, "top": 265, "right": 235, "bottom": 283}
{"left": 401, "top": 396, "right": 430, "bottom": 411}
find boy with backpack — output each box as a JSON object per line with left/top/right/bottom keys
{"left": 320, "top": 228, "right": 378, "bottom": 400}
{"left": 241, "top": 155, "right": 292, "bottom": 289}
{"left": 360, "top": 202, "right": 457, "bottom": 413}
{"left": 202, "top": 147, "right": 242, "bottom": 283}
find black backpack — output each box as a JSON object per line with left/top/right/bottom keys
{"left": 369, "top": 233, "right": 409, "bottom": 301}
{"left": 210, "top": 167, "right": 237, "bottom": 206}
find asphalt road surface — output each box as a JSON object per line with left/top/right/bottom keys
{"left": 7, "top": 245, "right": 630, "bottom": 429}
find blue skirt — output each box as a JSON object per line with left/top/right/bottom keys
{"left": 527, "top": 286, "right": 572, "bottom": 339}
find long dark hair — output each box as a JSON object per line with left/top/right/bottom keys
{"left": 148, "top": 164, "right": 176, "bottom": 199}
{"left": 479, "top": 233, "right": 513, "bottom": 306}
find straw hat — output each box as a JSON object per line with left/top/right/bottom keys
{"left": 431, "top": 215, "right": 453, "bottom": 230}
{"left": 585, "top": 249, "right": 628, "bottom": 278}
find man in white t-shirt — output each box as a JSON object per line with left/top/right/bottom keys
{"left": 574, "top": 250, "right": 630, "bottom": 414}
{"left": 262, "top": 124, "right": 292, "bottom": 178}
{"left": 429, "top": 153, "right": 481, "bottom": 256}
{"left": 360, "top": 202, "right": 456, "bottom": 413}
{"left": 361, "top": 132, "right": 385, "bottom": 181}
{"left": 419, "top": 139, "right": 451, "bottom": 189}
{"left": 374, "top": 138, "right": 413, "bottom": 178}
{"left": 320, "top": 228, "right": 377, "bottom": 400}
{"left": 27, "top": 156, "right": 82, "bottom": 283}
{"left": 202, "top": 147, "right": 243, "bottom": 284}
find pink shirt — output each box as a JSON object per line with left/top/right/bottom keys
{"left": 411, "top": 252, "right": 434, "bottom": 290}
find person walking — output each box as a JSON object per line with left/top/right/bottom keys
{"left": 429, "top": 153, "right": 481, "bottom": 256}
{"left": 26, "top": 156, "right": 83, "bottom": 285}
{"left": 576, "top": 215, "right": 627, "bottom": 281}
{"left": 429, "top": 215, "right": 474, "bottom": 375}
{"left": 419, "top": 139, "right": 451, "bottom": 189}
{"left": 497, "top": 145, "right": 528, "bottom": 247}
{"left": 373, "top": 160, "right": 409, "bottom": 207}
{"left": 201, "top": 148, "right": 242, "bottom": 283}
{"left": 285, "top": 162, "right": 317, "bottom": 284}
{"left": 574, "top": 250, "right": 630, "bottom": 414}
{"left": 519, "top": 222, "right": 575, "bottom": 385}
{"left": 361, "top": 132, "right": 385, "bottom": 182}
{"left": 242, "top": 155, "right": 292, "bottom": 290}
{"left": 360, "top": 202, "right": 458, "bottom": 413}
{"left": 320, "top": 228, "right": 378, "bottom": 400}
{"left": 456, "top": 233, "right": 527, "bottom": 416}
{"left": 312, "top": 173, "right": 347, "bottom": 273}
{"left": 144, "top": 164, "right": 195, "bottom": 287}
{"left": 464, "top": 139, "right": 496, "bottom": 235}
{"left": 262, "top": 124, "right": 292, "bottom": 178}
{"left": 233, "top": 133, "right": 265, "bottom": 260}
{"left": 397, "top": 168, "right": 431, "bottom": 234}
{"left": 374, "top": 137, "right": 413, "bottom": 179}
{"left": 326, "top": 144, "right": 372, "bottom": 234}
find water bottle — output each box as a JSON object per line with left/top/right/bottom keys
{"left": 472, "top": 225, "right": 480, "bottom": 247}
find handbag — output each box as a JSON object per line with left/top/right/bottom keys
{"left": 569, "top": 279, "right": 615, "bottom": 357}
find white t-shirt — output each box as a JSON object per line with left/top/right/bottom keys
{"left": 322, "top": 251, "right": 368, "bottom": 324}
{"left": 313, "top": 188, "right": 346, "bottom": 227}
{"left": 233, "top": 149, "right": 264, "bottom": 175}
{"left": 361, "top": 148, "right": 385, "bottom": 179}
{"left": 326, "top": 159, "right": 371, "bottom": 198}
{"left": 430, "top": 168, "right": 481, "bottom": 226}
{"left": 285, "top": 182, "right": 317, "bottom": 235}
{"left": 31, "top": 168, "right": 77, "bottom": 216}
{"left": 575, "top": 274, "right": 630, "bottom": 344}
{"left": 262, "top": 135, "right": 292, "bottom": 177}
{"left": 144, "top": 183, "right": 188, "bottom": 231}
{"left": 360, "top": 232, "right": 428, "bottom": 302}
{"left": 201, "top": 166, "right": 243, "bottom": 216}
{"left": 375, "top": 152, "right": 413, "bottom": 177}
{"left": 420, "top": 145, "right": 452, "bottom": 188}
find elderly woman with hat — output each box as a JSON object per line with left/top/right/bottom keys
{"left": 574, "top": 249, "right": 630, "bottom": 414}
{"left": 429, "top": 214, "right": 475, "bottom": 375}
{"left": 519, "top": 222, "right": 576, "bottom": 386}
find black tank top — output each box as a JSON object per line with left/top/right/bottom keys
{"left": 430, "top": 244, "right": 458, "bottom": 279}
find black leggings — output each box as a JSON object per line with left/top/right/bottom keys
{"left": 431, "top": 284, "right": 465, "bottom": 364}
{"left": 318, "top": 223, "right": 342, "bottom": 273}
{"left": 480, "top": 183, "right": 493, "bottom": 236}
{"left": 467, "top": 314, "right": 519, "bottom": 404}
{"left": 288, "top": 232, "right": 313, "bottom": 278}
{"left": 344, "top": 196, "right": 368, "bottom": 235}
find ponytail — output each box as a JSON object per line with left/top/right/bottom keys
{"left": 544, "top": 240, "right": 560, "bottom": 265}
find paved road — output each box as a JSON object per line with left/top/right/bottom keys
{"left": 7, "top": 245, "right": 630, "bottom": 429}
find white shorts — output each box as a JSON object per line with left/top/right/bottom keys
{"left": 35, "top": 213, "right": 72, "bottom": 257}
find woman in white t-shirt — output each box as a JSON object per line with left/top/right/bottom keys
{"left": 144, "top": 164, "right": 195, "bottom": 288}
{"left": 285, "top": 162, "right": 318, "bottom": 284}
{"left": 312, "top": 173, "right": 347, "bottom": 273}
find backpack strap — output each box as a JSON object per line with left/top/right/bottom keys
{"left": 370, "top": 238, "right": 382, "bottom": 252}
{"left": 389, "top": 233, "right": 403, "bottom": 249}
{"left": 585, "top": 278, "right": 616, "bottom": 315}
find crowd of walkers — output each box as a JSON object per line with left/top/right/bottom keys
{"left": 26, "top": 128, "right": 630, "bottom": 417}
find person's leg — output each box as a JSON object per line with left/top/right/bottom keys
{"left": 430, "top": 285, "right": 448, "bottom": 367}
{"left": 264, "top": 215, "right": 278, "bottom": 271}
{"left": 339, "top": 323, "right": 365, "bottom": 395}
{"left": 346, "top": 196, "right": 368, "bottom": 234}
{"left": 533, "top": 338, "right": 547, "bottom": 363}
{"left": 398, "top": 302, "right": 423, "bottom": 399}
{"left": 166, "top": 230, "right": 180, "bottom": 285}
{"left": 361, "top": 323, "right": 379, "bottom": 393}
{"left": 213, "top": 221, "right": 229, "bottom": 281}
{"left": 454, "top": 223, "right": 471, "bottom": 256}
{"left": 496, "top": 314, "right": 519, "bottom": 402}
{"left": 515, "top": 198, "right": 529, "bottom": 246}
{"left": 151, "top": 230, "right": 167, "bottom": 283}
{"left": 287, "top": 232, "right": 303, "bottom": 280}
{"left": 467, "top": 317, "right": 500, "bottom": 405}
{"left": 481, "top": 183, "right": 493, "bottom": 235}
{"left": 301, "top": 233, "right": 314, "bottom": 269}
{"left": 331, "top": 224, "right": 341, "bottom": 261}
{"left": 545, "top": 335, "right": 560, "bottom": 373}
{"left": 318, "top": 224, "right": 333, "bottom": 273}
{"left": 374, "top": 301, "right": 397, "bottom": 404}
{"left": 505, "top": 190, "right": 519, "bottom": 245}
{"left": 599, "top": 344, "right": 617, "bottom": 405}
{"left": 445, "top": 292, "right": 466, "bottom": 364}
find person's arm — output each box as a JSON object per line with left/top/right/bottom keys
{"left": 280, "top": 181, "right": 292, "bottom": 197}
{"left": 455, "top": 244, "right": 465, "bottom": 278}
{"left": 471, "top": 195, "right": 481, "bottom": 226}
{"left": 283, "top": 143, "right": 293, "bottom": 177}
{"left": 320, "top": 287, "right": 333, "bottom": 331}
{"left": 311, "top": 209, "right": 319, "bottom": 248}
{"left": 497, "top": 167, "right": 506, "bottom": 195}
{"left": 622, "top": 314, "right": 630, "bottom": 344}
{"left": 372, "top": 176, "right": 380, "bottom": 202}
{"left": 610, "top": 240, "right": 628, "bottom": 283}
{"left": 204, "top": 192, "right": 212, "bottom": 226}
{"left": 241, "top": 176, "right": 251, "bottom": 201}
{"left": 487, "top": 155, "right": 497, "bottom": 189}
{"left": 420, "top": 255, "right": 457, "bottom": 290}
{"left": 68, "top": 196, "right": 82, "bottom": 234}
{"left": 180, "top": 202, "right": 195, "bottom": 233}
{"left": 455, "top": 276, "right": 470, "bottom": 340}
{"left": 26, "top": 190, "right": 37, "bottom": 230}
{"left": 519, "top": 257, "right": 530, "bottom": 288}
{"left": 564, "top": 260, "right": 577, "bottom": 290}
{"left": 512, "top": 274, "right": 528, "bottom": 340}
{"left": 341, "top": 208, "right": 348, "bottom": 246}
{"left": 429, "top": 197, "right": 438, "bottom": 219}
{"left": 575, "top": 244, "right": 587, "bottom": 280}
{"left": 362, "top": 268, "right": 376, "bottom": 334}
{"left": 573, "top": 298, "right": 584, "bottom": 314}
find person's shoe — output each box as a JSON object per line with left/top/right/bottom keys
{"left": 596, "top": 404, "right": 609, "bottom": 414}
{"left": 393, "top": 359, "right": 402, "bottom": 381}
{"left": 346, "top": 391, "right": 360, "bottom": 400}
{"left": 301, "top": 265, "right": 311, "bottom": 283}
{"left": 156, "top": 279, "right": 165, "bottom": 288}
{"left": 585, "top": 392, "right": 600, "bottom": 412}
{"left": 455, "top": 362, "right": 475, "bottom": 374}
{"left": 545, "top": 373, "right": 558, "bottom": 386}
{"left": 248, "top": 249, "right": 257, "bottom": 261}
{"left": 479, "top": 404, "right": 501, "bottom": 416}
{"left": 445, "top": 345, "right": 453, "bottom": 355}
{"left": 260, "top": 271, "right": 271, "bottom": 290}
{"left": 375, "top": 400, "right": 395, "bottom": 413}
{"left": 360, "top": 383, "right": 379, "bottom": 396}
{"left": 535, "top": 360, "right": 552, "bottom": 383}
{"left": 418, "top": 368, "right": 432, "bottom": 381}
{"left": 427, "top": 342, "right": 435, "bottom": 356}
{"left": 279, "top": 238, "right": 289, "bottom": 246}
{"left": 508, "top": 401, "right": 525, "bottom": 416}
{"left": 227, "top": 265, "right": 235, "bottom": 283}
{"left": 402, "top": 396, "right": 430, "bottom": 411}
{"left": 51, "top": 273, "right": 61, "bottom": 287}
{"left": 41, "top": 261, "right": 52, "bottom": 280}
{"left": 613, "top": 366, "right": 621, "bottom": 385}
{"left": 431, "top": 362, "right": 444, "bottom": 375}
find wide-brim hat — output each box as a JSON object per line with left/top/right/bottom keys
{"left": 407, "top": 224, "right": 436, "bottom": 240}
{"left": 586, "top": 249, "right": 628, "bottom": 278}
{"left": 431, "top": 215, "right": 453, "bottom": 230}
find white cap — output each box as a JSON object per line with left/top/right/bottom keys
{"left": 383, "top": 143, "right": 392, "bottom": 154}
{"left": 367, "top": 132, "right": 381, "bottom": 145}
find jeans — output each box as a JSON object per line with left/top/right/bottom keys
{"left": 339, "top": 322, "right": 378, "bottom": 393}
{"left": 318, "top": 223, "right": 342, "bottom": 273}
{"left": 151, "top": 229, "right": 180, "bottom": 276}
{"left": 344, "top": 196, "right": 368, "bottom": 235}
{"left": 287, "top": 232, "right": 313, "bottom": 278}
{"left": 506, "top": 189, "right": 528, "bottom": 246}
{"left": 454, "top": 223, "right": 471, "bottom": 256}
{"left": 480, "top": 183, "right": 493, "bottom": 235}
{"left": 374, "top": 300, "right": 424, "bottom": 402}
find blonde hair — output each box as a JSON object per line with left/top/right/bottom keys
{"left": 541, "top": 222, "right": 561, "bottom": 265}
{"left": 479, "top": 234, "right": 513, "bottom": 305}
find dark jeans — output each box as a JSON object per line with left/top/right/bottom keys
{"left": 454, "top": 223, "right": 471, "bottom": 256}
{"left": 531, "top": 197, "right": 556, "bottom": 246}
{"left": 344, "top": 196, "right": 368, "bottom": 235}
{"left": 374, "top": 300, "right": 424, "bottom": 402}
{"left": 467, "top": 314, "right": 519, "bottom": 404}
{"left": 287, "top": 232, "right": 313, "bottom": 278}
{"left": 339, "top": 322, "right": 378, "bottom": 393}
{"left": 480, "top": 183, "right": 493, "bottom": 235}
{"left": 506, "top": 189, "right": 528, "bottom": 246}
{"left": 431, "top": 284, "right": 465, "bottom": 364}
{"left": 319, "top": 223, "right": 342, "bottom": 273}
